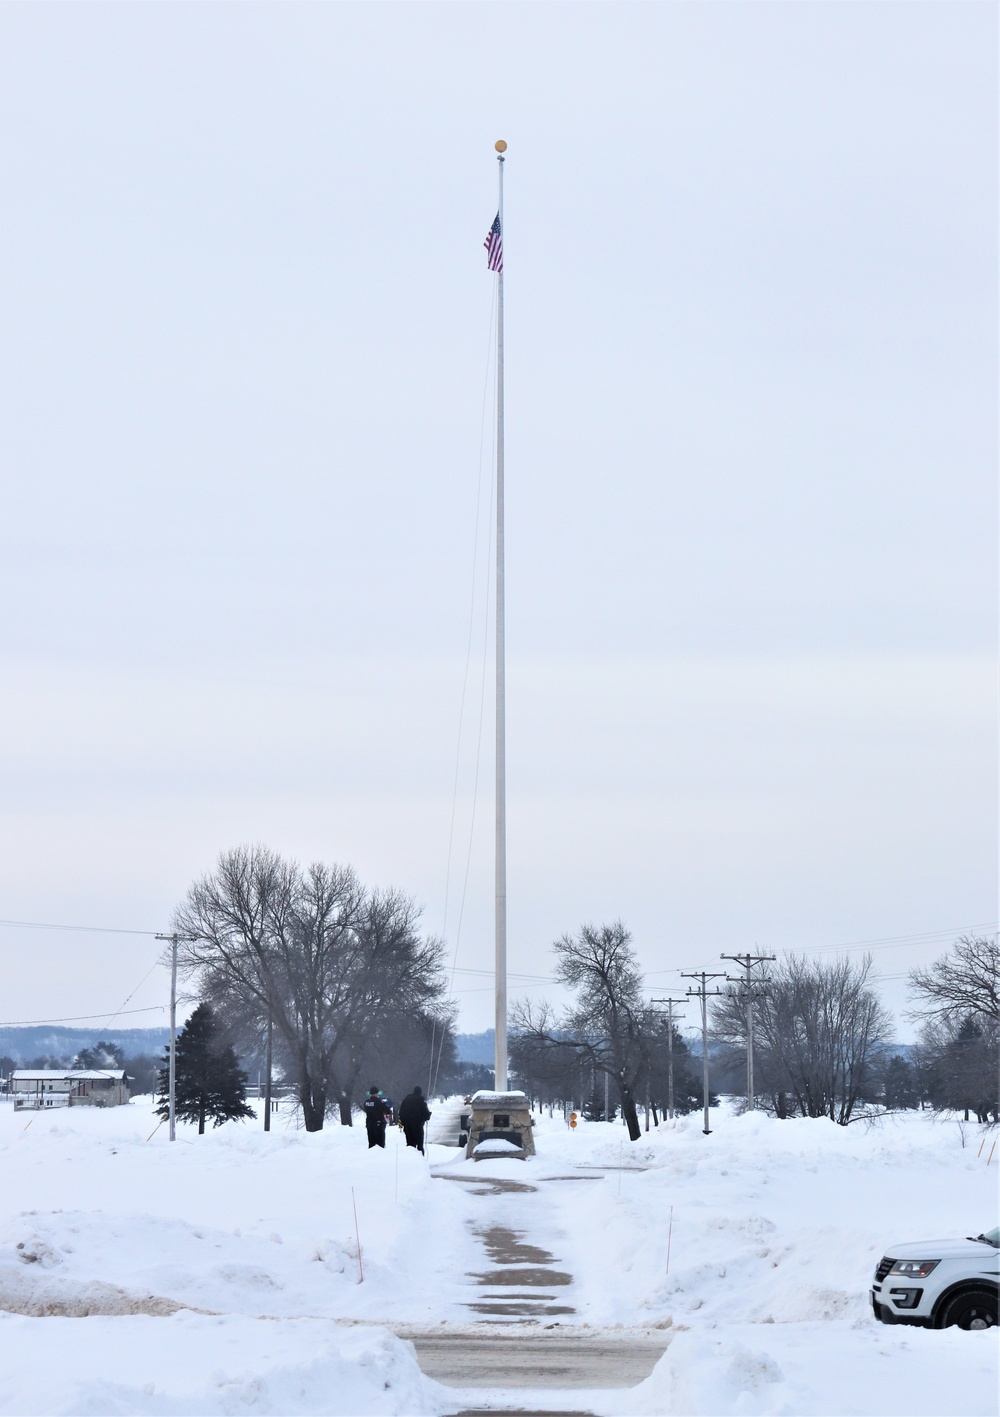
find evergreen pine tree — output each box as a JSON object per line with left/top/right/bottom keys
{"left": 156, "top": 1003, "right": 254, "bottom": 1134}
{"left": 882, "top": 1053, "right": 918, "bottom": 1110}
{"left": 668, "top": 1029, "right": 707, "bottom": 1116}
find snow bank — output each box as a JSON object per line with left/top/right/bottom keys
{"left": 0, "top": 1098, "right": 995, "bottom": 1415}
{"left": 0, "top": 1101, "right": 463, "bottom": 1413}
{"left": 0, "top": 1313, "right": 446, "bottom": 1415}
{"left": 468, "top": 1091, "right": 528, "bottom": 1106}
{"left": 527, "top": 1105, "right": 997, "bottom": 1416}
{"left": 0, "top": 1102, "right": 476, "bottom": 1326}
{"left": 612, "top": 1324, "right": 1000, "bottom": 1417}
{"left": 540, "top": 1106, "right": 998, "bottom": 1332}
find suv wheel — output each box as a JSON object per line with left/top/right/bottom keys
{"left": 939, "top": 1289, "right": 998, "bottom": 1331}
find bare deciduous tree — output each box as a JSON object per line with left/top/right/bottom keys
{"left": 510, "top": 1001, "right": 584, "bottom": 1107}
{"left": 512, "top": 922, "right": 648, "bottom": 1140}
{"left": 908, "top": 935, "right": 999, "bottom": 1027}
{"left": 346, "top": 1001, "right": 457, "bottom": 1110}
{"left": 174, "top": 845, "right": 446, "bottom": 1131}
{"left": 713, "top": 954, "right": 892, "bottom": 1124}
{"left": 320, "top": 885, "right": 450, "bottom": 1121}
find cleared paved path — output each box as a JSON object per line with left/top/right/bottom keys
{"left": 397, "top": 1152, "right": 671, "bottom": 1402}
{"left": 397, "top": 1328, "right": 669, "bottom": 1390}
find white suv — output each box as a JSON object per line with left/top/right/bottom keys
{"left": 871, "top": 1227, "right": 998, "bottom": 1330}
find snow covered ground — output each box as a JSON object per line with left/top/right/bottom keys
{"left": 0, "top": 1097, "right": 995, "bottom": 1414}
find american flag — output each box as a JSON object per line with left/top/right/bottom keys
{"left": 484, "top": 213, "right": 503, "bottom": 273}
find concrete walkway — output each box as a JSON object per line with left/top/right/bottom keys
{"left": 402, "top": 1327, "right": 668, "bottom": 1390}
{"left": 391, "top": 1162, "right": 671, "bottom": 1408}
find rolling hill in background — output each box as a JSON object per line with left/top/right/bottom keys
{"left": 2, "top": 1026, "right": 494, "bottom": 1069}
{"left": 454, "top": 1030, "right": 495, "bottom": 1065}
{"left": 0, "top": 1025, "right": 170, "bottom": 1063}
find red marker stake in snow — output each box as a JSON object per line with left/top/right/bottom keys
{"left": 351, "top": 1187, "right": 364, "bottom": 1283}
{"left": 666, "top": 1204, "right": 674, "bottom": 1276}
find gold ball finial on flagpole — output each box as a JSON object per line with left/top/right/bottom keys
{"left": 495, "top": 140, "right": 507, "bottom": 153}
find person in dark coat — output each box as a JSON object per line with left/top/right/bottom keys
{"left": 363, "top": 1086, "right": 392, "bottom": 1148}
{"left": 398, "top": 1085, "right": 432, "bottom": 1153}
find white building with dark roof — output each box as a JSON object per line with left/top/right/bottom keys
{"left": 10, "top": 1069, "right": 130, "bottom": 1109}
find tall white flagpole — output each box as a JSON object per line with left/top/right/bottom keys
{"left": 494, "top": 139, "right": 508, "bottom": 1091}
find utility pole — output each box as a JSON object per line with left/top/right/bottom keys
{"left": 263, "top": 1008, "right": 273, "bottom": 1132}
{"left": 681, "top": 972, "right": 725, "bottom": 1134}
{"left": 155, "top": 932, "right": 197, "bottom": 1142}
{"left": 651, "top": 998, "right": 686, "bottom": 1119}
{"left": 720, "top": 952, "right": 775, "bottom": 1111}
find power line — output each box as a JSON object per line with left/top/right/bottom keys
{"left": 0, "top": 1005, "right": 166, "bottom": 1027}
{"left": 786, "top": 924, "right": 998, "bottom": 955}
{"left": 441, "top": 277, "right": 498, "bottom": 955}
{"left": 647, "top": 922, "right": 997, "bottom": 975}
{"left": 451, "top": 965, "right": 555, "bottom": 982}
{"left": 446, "top": 381, "right": 497, "bottom": 994}
{"left": 97, "top": 957, "right": 165, "bottom": 1034}
{"left": 0, "top": 917, "right": 158, "bottom": 937}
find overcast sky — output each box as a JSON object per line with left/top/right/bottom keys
{"left": 0, "top": 2, "right": 994, "bottom": 1042}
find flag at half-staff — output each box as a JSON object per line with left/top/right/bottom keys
{"left": 484, "top": 213, "right": 503, "bottom": 273}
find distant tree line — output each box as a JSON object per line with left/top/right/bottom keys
{"left": 3, "top": 886, "right": 993, "bottom": 1139}
{"left": 511, "top": 924, "right": 999, "bottom": 1138}
{"left": 711, "top": 935, "right": 997, "bottom": 1125}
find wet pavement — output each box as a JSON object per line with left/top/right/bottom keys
{"left": 432, "top": 1171, "right": 581, "bottom": 1323}
{"left": 434, "top": 1173, "right": 538, "bottom": 1198}
{"left": 466, "top": 1224, "right": 574, "bottom": 1320}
